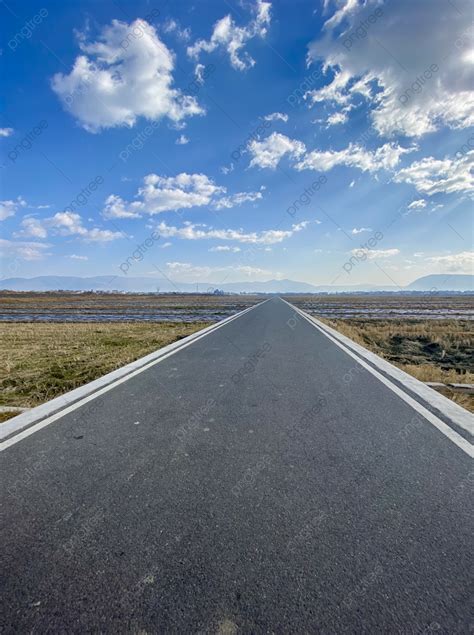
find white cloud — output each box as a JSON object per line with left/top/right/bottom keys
{"left": 249, "top": 132, "right": 306, "bottom": 169}
{"left": 194, "top": 63, "right": 206, "bottom": 84}
{"left": 51, "top": 19, "right": 203, "bottom": 132}
{"left": 104, "top": 173, "right": 263, "bottom": 217}
{"left": 307, "top": 0, "right": 474, "bottom": 137}
{"left": 0, "top": 238, "right": 51, "bottom": 261}
{"left": 166, "top": 260, "right": 277, "bottom": 282}
{"left": 51, "top": 212, "right": 123, "bottom": 242}
{"left": 102, "top": 194, "right": 142, "bottom": 219}
{"left": 407, "top": 199, "right": 427, "bottom": 210}
{"left": 220, "top": 164, "right": 234, "bottom": 175}
{"left": 323, "top": 0, "right": 359, "bottom": 30}
{"left": 326, "top": 111, "right": 348, "bottom": 126}
{"left": 15, "top": 217, "right": 48, "bottom": 239}
{"left": 175, "top": 134, "right": 189, "bottom": 145}
{"left": 212, "top": 189, "right": 264, "bottom": 210}
{"left": 156, "top": 220, "right": 309, "bottom": 245}
{"left": 0, "top": 197, "right": 26, "bottom": 221}
{"left": 16, "top": 210, "right": 123, "bottom": 242}
{"left": 350, "top": 247, "right": 400, "bottom": 259}
{"left": 0, "top": 127, "right": 14, "bottom": 137}
{"left": 351, "top": 227, "right": 372, "bottom": 234}
{"left": 263, "top": 112, "right": 288, "bottom": 122}
{"left": 426, "top": 251, "right": 473, "bottom": 272}
{"left": 393, "top": 152, "right": 474, "bottom": 196}
{"left": 209, "top": 245, "right": 241, "bottom": 252}
{"left": 187, "top": 0, "right": 271, "bottom": 71}
{"left": 69, "top": 254, "right": 89, "bottom": 260}
{"left": 248, "top": 132, "right": 414, "bottom": 173}
{"left": 295, "top": 141, "right": 415, "bottom": 173}
{"left": 161, "top": 242, "right": 172, "bottom": 248}
{"left": 162, "top": 19, "right": 191, "bottom": 42}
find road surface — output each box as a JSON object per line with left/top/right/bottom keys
{"left": 1, "top": 297, "right": 472, "bottom": 633}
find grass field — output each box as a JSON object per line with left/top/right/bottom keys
{"left": 0, "top": 322, "right": 210, "bottom": 419}
{"left": 319, "top": 318, "right": 474, "bottom": 412}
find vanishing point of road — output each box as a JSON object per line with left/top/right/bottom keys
{"left": 1, "top": 297, "right": 472, "bottom": 633}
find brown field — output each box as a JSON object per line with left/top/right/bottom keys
{"left": 288, "top": 293, "right": 473, "bottom": 320}
{"left": 0, "top": 291, "right": 263, "bottom": 322}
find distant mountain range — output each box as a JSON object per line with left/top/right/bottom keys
{"left": 0, "top": 274, "right": 472, "bottom": 293}
{"left": 405, "top": 274, "right": 473, "bottom": 292}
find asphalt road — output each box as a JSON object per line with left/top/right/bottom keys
{"left": 1, "top": 297, "right": 472, "bottom": 633}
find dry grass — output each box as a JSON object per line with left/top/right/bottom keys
{"left": 0, "top": 322, "right": 210, "bottom": 416}
{"left": 321, "top": 318, "right": 474, "bottom": 412}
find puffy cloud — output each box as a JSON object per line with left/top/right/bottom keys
{"left": 69, "top": 254, "right": 89, "bottom": 260}
{"left": 187, "top": 0, "right": 271, "bottom": 71}
{"left": 249, "top": 132, "right": 306, "bottom": 169}
{"left": 104, "top": 173, "right": 263, "bottom": 217}
{"left": 307, "top": 0, "right": 474, "bottom": 137}
{"left": 263, "top": 112, "right": 288, "bottom": 122}
{"left": 0, "top": 238, "right": 51, "bottom": 261}
{"left": 16, "top": 210, "right": 123, "bottom": 242}
{"left": 393, "top": 151, "right": 474, "bottom": 196}
{"left": 426, "top": 251, "right": 474, "bottom": 272}
{"left": 51, "top": 19, "right": 203, "bottom": 132}
{"left": 140, "top": 173, "right": 222, "bottom": 213}
{"left": 248, "top": 131, "right": 413, "bottom": 173}
{"left": 15, "top": 217, "right": 48, "bottom": 239}
{"left": 0, "top": 197, "right": 26, "bottom": 221}
{"left": 102, "top": 194, "right": 142, "bottom": 219}
{"left": 326, "top": 111, "right": 348, "bottom": 126}
{"left": 51, "top": 212, "right": 123, "bottom": 241}
{"left": 0, "top": 127, "right": 14, "bottom": 137}
{"left": 156, "top": 220, "right": 309, "bottom": 245}
{"left": 296, "top": 141, "right": 414, "bottom": 173}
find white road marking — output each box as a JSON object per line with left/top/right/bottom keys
{"left": 283, "top": 299, "right": 473, "bottom": 458}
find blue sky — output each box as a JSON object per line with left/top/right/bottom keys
{"left": 1, "top": 0, "right": 473, "bottom": 288}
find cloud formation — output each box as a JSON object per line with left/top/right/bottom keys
{"left": 249, "top": 132, "right": 305, "bottom": 168}
{"left": 52, "top": 19, "right": 203, "bottom": 132}
{"left": 427, "top": 251, "right": 473, "bottom": 272}
{"left": 187, "top": 0, "right": 271, "bottom": 71}
{"left": 156, "top": 220, "right": 309, "bottom": 244}
{"left": 393, "top": 151, "right": 474, "bottom": 196}
{"left": 307, "top": 0, "right": 474, "bottom": 137}
{"left": 0, "top": 197, "right": 26, "bottom": 221}
{"left": 16, "top": 211, "right": 123, "bottom": 242}
{"left": 104, "top": 173, "right": 264, "bottom": 217}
